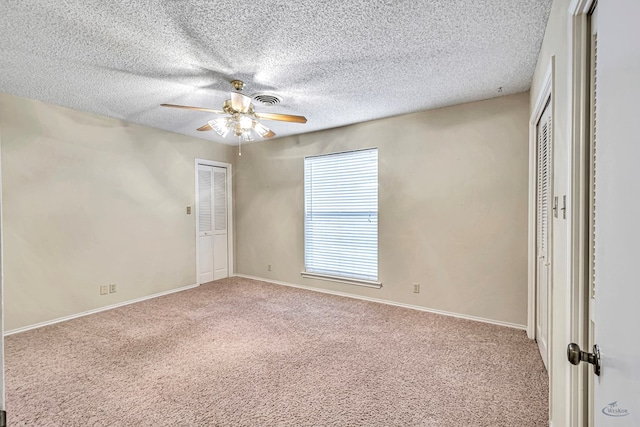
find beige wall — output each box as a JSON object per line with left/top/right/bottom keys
{"left": 0, "top": 91, "right": 530, "bottom": 330}
{"left": 235, "top": 92, "right": 530, "bottom": 326}
{"left": 0, "top": 93, "right": 236, "bottom": 331}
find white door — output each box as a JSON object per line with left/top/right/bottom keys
{"left": 536, "top": 99, "right": 552, "bottom": 370}
{"left": 197, "top": 164, "right": 228, "bottom": 283}
{"left": 586, "top": 6, "right": 598, "bottom": 426}
{"left": 590, "top": 0, "right": 640, "bottom": 424}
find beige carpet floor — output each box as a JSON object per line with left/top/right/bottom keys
{"left": 5, "top": 277, "right": 548, "bottom": 426}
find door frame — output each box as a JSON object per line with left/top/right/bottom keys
{"left": 528, "top": 57, "right": 555, "bottom": 344}
{"left": 567, "top": 0, "right": 597, "bottom": 425}
{"left": 194, "top": 158, "right": 234, "bottom": 285}
{"left": 0, "top": 128, "right": 6, "bottom": 422}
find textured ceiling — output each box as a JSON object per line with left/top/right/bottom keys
{"left": 0, "top": 0, "right": 552, "bottom": 145}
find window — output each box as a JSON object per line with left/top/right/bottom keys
{"left": 303, "top": 148, "right": 379, "bottom": 287}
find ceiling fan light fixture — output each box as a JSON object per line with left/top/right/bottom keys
{"left": 241, "top": 131, "right": 254, "bottom": 142}
{"left": 253, "top": 121, "right": 271, "bottom": 138}
{"left": 238, "top": 115, "right": 253, "bottom": 129}
{"left": 208, "top": 118, "right": 231, "bottom": 138}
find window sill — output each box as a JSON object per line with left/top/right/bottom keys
{"left": 300, "top": 272, "right": 382, "bottom": 289}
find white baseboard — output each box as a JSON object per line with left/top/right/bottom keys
{"left": 4, "top": 283, "right": 199, "bottom": 336}
{"left": 236, "top": 274, "right": 527, "bottom": 331}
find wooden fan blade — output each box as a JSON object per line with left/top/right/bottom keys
{"left": 263, "top": 129, "right": 276, "bottom": 138}
{"left": 197, "top": 123, "right": 212, "bottom": 131}
{"left": 255, "top": 112, "right": 307, "bottom": 124}
{"left": 161, "top": 103, "right": 224, "bottom": 114}
{"left": 230, "top": 92, "right": 252, "bottom": 113}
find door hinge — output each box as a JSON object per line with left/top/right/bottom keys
{"left": 0, "top": 410, "right": 6, "bottom": 427}
{"left": 553, "top": 196, "right": 559, "bottom": 218}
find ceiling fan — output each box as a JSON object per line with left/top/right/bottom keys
{"left": 161, "top": 80, "right": 307, "bottom": 143}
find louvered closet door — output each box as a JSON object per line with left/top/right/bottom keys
{"left": 536, "top": 99, "right": 552, "bottom": 371}
{"left": 212, "top": 167, "right": 228, "bottom": 280}
{"left": 197, "top": 165, "right": 228, "bottom": 283}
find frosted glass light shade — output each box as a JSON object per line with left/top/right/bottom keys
{"left": 208, "top": 118, "right": 231, "bottom": 138}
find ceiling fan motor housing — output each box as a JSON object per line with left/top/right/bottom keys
{"left": 231, "top": 80, "right": 245, "bottom": 91}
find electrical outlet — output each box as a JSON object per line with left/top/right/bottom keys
{"left": 100, "top": 285, "right": 109, "bottom": 295}
{"left": 413, "top": 283, "right": 420, "bottom": 293}
{"left": 109, "top": 284, "right": 117, "bottom": 293}
{"left": 268, "top": 264, "right": 272, "bottom": 271}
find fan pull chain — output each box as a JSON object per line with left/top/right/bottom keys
{"left": 238, "top": 134, "right": 242, "bottom": 156}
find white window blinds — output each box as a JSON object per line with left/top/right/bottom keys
{"left": 304, "top": 148, "right": 378, "bottom": 282}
